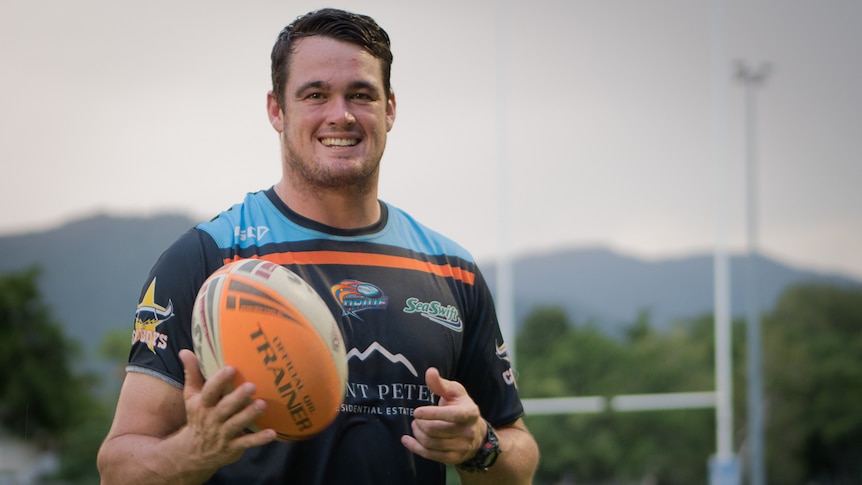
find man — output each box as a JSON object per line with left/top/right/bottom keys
{"left": 97, "top": 8, "right": 539, "bottom": 484}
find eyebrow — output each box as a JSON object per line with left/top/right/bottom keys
{"left": 294, "top": 80, "right": 382, "bottom": 97}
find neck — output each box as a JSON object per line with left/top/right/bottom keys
{"left": 273, "top": 178, "right": 381, "bottom": 230}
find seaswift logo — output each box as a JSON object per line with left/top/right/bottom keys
{"left": 402, "top": 297, "right": 462, "bottom": 332}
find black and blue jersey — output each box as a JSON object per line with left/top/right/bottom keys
{"left": 127, "top": 187, "right": 523, "bottom": 484}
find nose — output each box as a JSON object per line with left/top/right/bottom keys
{"left": 326, "top": 98, "right": 356, "bottom": 127}
{"left": 343, "top": 111, "right": 356, "bottom": 125}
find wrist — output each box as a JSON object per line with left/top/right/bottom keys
{"left": 456, "top": 420, "right": 501, "bottom": 473}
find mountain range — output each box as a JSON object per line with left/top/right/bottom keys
{"left": 1, "top": 213, "right": 859, "bottom": 380}
{"left": 482, "top": 245, "right": 860, "bottom": 334}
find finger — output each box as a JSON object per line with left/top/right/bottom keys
{"left": 234, "top": 426, "right": 278, "bottom": 449}
{"left": 210, "top": 381, "right": 258, "bottom": 424}
{"left": 198, "top": 364, "right": 238, "bottom": 408}
{"left": 400, "top": 433, "right": 470, "bottom": 465}
{"left": 410, "top": 419, "right": 461, "bottom": 446}
{"left": 221, "top": 397, "right": 268, "bottom": 437}
{"left": 413, "top": 399, "right": 479, "bottom": 425}
{"left": 401, "top": 434, "right": 426, "bottom": 457}
{"left": 411, "top": 415, "right": 464, "bottom": 438}
{"left": 424, "top": 367, "right": 465, "bottom": 401}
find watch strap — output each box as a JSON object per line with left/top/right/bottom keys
{"left": 456, "top": 420, "right": 502, "bottom": 473}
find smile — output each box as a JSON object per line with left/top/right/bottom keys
{"left": 320, "top": 137, "right": 359, "bottom": 147}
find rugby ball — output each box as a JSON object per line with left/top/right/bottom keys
{"left": 191, "top": 259, "right": 347, "bottom": 440}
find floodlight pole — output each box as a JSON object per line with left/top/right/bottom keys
{"left": 737, "top": 60, "right": 770, "bottom": 485}
{"left": 494, "top": 3, "right": 516, "bottom": 367}
{"left": 709, "top": 1, "right": 740, "bottom": 483}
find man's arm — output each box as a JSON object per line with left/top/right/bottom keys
{"left": 459, "top": 418, "right": 539, "bottom": 485}
{"left": 401, "top": 368, "right": 539, "bottom": 485}
{"left": 97, "top": 350, "right": 277, "bottom": 485}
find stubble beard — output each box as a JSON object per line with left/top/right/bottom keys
{"left": 283, "top": 142, "right": 380, "bottom": 199}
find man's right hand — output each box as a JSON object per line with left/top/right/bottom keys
{"left": 97, "top": 350, "right": 277, "bottom": 484}
{"left": 178, "top": 349, "right": 277, "bottom": 469}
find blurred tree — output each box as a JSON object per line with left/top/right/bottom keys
{"left": 0, "top": 267, "right": 93, "bottom": 439}
{"left": 518, "top": 307, "right": 717, "bottom": 484}
{"left": 0, "top": 266, "right": 109, "bottom": 484}
{"left": 762, "top": 283, "right": 862, "bottom": 483}
{"left": 517, "top": 283, "right": 861, "bottom": 484}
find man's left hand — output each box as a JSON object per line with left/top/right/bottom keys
{"left": 400, "top": 367, "right": 486, "bottom": 465}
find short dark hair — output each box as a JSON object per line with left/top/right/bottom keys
{"left": 270, "top": 8, "right": 393, "bottom": 108}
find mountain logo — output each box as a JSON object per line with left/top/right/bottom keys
{"left": 346, "top": 341, "right": 418, "bottom": 377}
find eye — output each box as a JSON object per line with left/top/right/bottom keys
{"left": 351, "top": 92, "right": 374, "bottom": 103}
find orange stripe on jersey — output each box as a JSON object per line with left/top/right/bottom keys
{"left": 224, "top": 251, "right": 476, "bottom": 285}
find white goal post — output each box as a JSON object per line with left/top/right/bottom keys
{"left": 522, "top": 391, "right": 717, "bottom": 415}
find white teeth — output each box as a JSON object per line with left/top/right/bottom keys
{"left": 321, "top": 138, "right": 358, "bottom": 147}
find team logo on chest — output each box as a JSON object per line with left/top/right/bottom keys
{"left": 331, "top": 280, "right": 389, "bottom": 319}
{"left": 402, "top": 297, "right": 463, "bottom": 332}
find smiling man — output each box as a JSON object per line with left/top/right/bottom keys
{"left": 97, "top": 8, "right": 538, "bottom": 485}
{"left": 268, "top": 33, "right": 395, "bottom": 228}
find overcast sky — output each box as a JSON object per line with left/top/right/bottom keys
{"left": 2, "top": 0, "right": 860, "bottom": 279}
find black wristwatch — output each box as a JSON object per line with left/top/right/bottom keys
{"left": 456, "top": 420, "right": 502, "bottom": 473}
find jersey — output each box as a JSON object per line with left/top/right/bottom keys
{"left": 127, "top": 188, "right": 524, "bottom": 484}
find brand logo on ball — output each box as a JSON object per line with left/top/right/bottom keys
{"left": 250, "top": 324, "right": 316, "bottom": 435}
{"left": 331, "top": 279, "right": 389, "bottom": 319}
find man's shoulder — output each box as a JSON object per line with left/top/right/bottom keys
{"left": 381, "top": 201, "right": 475, "bottom": 263}
{"left": 196, "top": 189, "right": 277, "bottom": 247}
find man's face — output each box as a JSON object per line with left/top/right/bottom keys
{"left": 268, "top": 36, "right": 396, "bottom": 192}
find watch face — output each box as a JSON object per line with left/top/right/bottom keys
{"left": 481, "top": 425, "right": 502, "bottom": 467}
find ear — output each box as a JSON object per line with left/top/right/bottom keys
{"left": 385, "top": 90, "right": 396, "bottom": 133}
{"left": 266, "top": 91, "right": 284, "bottom": 133}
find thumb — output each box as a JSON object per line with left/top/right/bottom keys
{"left": 425, "top": 367, "right": 466, "bottom": 403}
{"left": 179, "top": 348, "right": 204, "bottom": 398}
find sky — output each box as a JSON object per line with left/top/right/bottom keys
{"left": 2, "top": 0, "right": 861, "bottom": 279}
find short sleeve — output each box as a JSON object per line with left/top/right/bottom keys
{"left": 454, "top": 268, "right": 525, "bottom": 427}
{"left": 126, "top": 228, "right": 224, "bottom": 387}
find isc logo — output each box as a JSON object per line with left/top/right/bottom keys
{"left": 234, "top": 225, "right": 270, "bottom": 242}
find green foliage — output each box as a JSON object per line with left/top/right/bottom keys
{"left": 0, "top": 267, "right": 87, "bottom": 439}
{"left": 52, "top": 397, "right": 112, "bottom": 484}
{"left": 516, "top": 283, "right": 862, "bottom": 484}
{"left": 0, "top": 267, "right": 113, "bottom": 484}
{"left": 517, "top": 307, "right": 718, "bottom": 484}
{"left": 517, "top": 307, "right": 625, "bottom": 398}
{"left": 762, "top": 283, "right": 862, "bottom": 483}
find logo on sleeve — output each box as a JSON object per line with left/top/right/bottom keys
{"left": 496, "top": 341, "right": 517, "bottom": 387}
{"left": 331, "top": 280, "right": 389, "bottom": 319}
{"left": 402, "top": 297, "right": 463, "bottom": 332}
{"left": 132, "top": 278, "right": 174, "bottom": 353}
